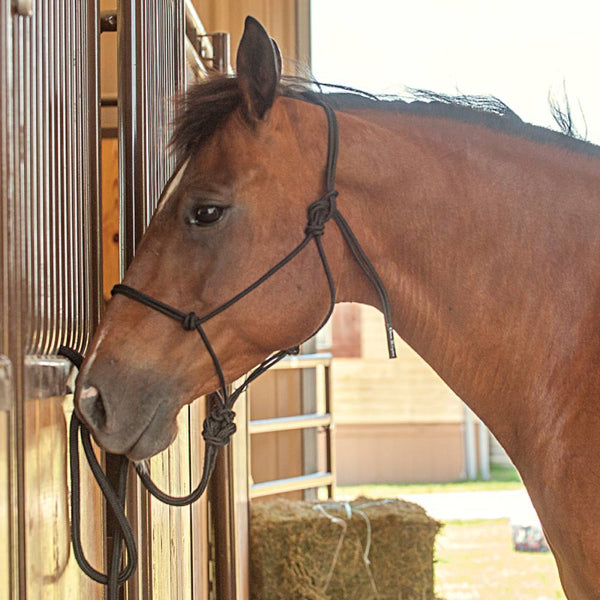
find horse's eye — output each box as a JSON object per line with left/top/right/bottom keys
{"left": 190, "top": 205, "right": 225, "bottom": 226}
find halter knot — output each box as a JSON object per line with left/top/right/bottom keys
{"left": 305, "top": 190, "right": 338, "bottom": 237}
{"left": 182, "top": 312, "right": 200, "bottom": 331}
{"left": 202, "top": 403, "right": 237, "bottom": 446}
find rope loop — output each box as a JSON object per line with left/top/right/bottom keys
{"left": 202, "top": 403, "right": 237, "bottom": 446}
{"left": 182, "top": 311, "right": 200, "bottom": 331}
{"left": 305, "top": 190, "right": 338, "bottom": 237}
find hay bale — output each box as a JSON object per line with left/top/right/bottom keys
{"left": 250, "top": 497, "right": 440, "bottom": 600}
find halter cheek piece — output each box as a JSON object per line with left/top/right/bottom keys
{"left": 62, "top": 96, "right": 396, "bottom": 597}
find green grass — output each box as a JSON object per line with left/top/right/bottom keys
{"left": 335, "top": 465, "right": 523, "bottom": 499}
{"left": 435, "top": 519, "right": 566, "bottom": 599}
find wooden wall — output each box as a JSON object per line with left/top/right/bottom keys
{"left": 333, "top": 304, "right": 464, "bottom": 425}
{"left": 331, "top": 304, "right": 467, "bottom": 484}
{"left": 192, "top": 0, "right": 308, "bottom": 69}
{"left": 101, "top": 138, "right": 120, "bottom": 302}
{"left": 336, "top": 423, "right": 465, "bottom": 485}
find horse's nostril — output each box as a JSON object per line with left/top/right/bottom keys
{"left": 79, "top": 385, "right": 107, "bottom": 430}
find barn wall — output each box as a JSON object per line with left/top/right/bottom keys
{"left": 101, "top": 138, "right": 120, "bottom": 302}
{"left": 332, "top": 304, "right": 467, "bottom": 483}
{"left": 336, "top": 423, "right": 465, "bottom": 484}
{"left": 193, "top": 0, "right": 307, "bottom": 69}
{"left": 333, "top": 305, "right": 464, "bottom": 426}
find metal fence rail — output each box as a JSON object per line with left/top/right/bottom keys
{"left": 249, "top": 353, "right": 336, "bottom": 499}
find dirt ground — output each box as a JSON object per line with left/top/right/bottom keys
{"left": 435, "top": 519, "right": 566, "bottom": 600}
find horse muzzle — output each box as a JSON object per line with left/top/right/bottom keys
{"left": 75, "top": 362, "right": 180, "bottom": 460}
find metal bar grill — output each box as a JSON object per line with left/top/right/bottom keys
{"left": 5, "top": 2, "right": 102, "bottom": 358}
{"left": 118, "top": 0, "right": 186, "bottom": 274}
{"left": 116, "top": 3, "right": 197, "bottom": 598}
{"left": 1, "top": 2, "right": 102, "bottom": 598}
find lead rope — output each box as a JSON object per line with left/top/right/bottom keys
{"left": 62, "top": 96, "right": 397, "bottom": 597}
{"left": 60, "top": 343, "right": 293, "bottom": 598}
{"left": 59, "top": 346, "right": 136, "bottom": 600}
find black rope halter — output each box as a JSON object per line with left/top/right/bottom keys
{"left": 62, "top": 95, "right": 396, "bottom": 599}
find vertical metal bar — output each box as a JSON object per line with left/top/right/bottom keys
{"left": 463, "top": 406, "right": 477, "bottom": 480}
{"left": 86, "top": 0, "right": 103, "bottom": 342}
{"left": 210, "top": 33, "right": 231, "bottom": 74}
{"left": 118, "top": 2, "right": 147, "bottom": 594}
{"left": 117, "top": 0, "right": 139, "bottom": 276}
{"left": 11, "top": 9, "right": 29, "bottom": 598}
{"left": 0, "top": 4, "right": 18, "bottom": 598}
{"left": 325, "top": 363, "right": 336, "bottom": 499}
{"left": 210, "top": 391, "right": 250, "bottom": 600}
{"left": 301, "top": 340, "right": 318, "bottom": 501}
{"left": 478, "top": 420, "right": 491, "bottom": 481}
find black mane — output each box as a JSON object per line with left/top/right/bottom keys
{"left": 171, "top": 76, "right": 243, "bottom": 157}
{"left": 171, "top": 74, "right": 600, "bottom": 159}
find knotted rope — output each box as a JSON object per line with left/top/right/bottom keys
{"left": 305, "top": 191, "right": 338, "bottom": 237}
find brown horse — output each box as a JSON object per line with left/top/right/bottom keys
{"left": 77, "top": 16, "right": 600, "bottom": 599}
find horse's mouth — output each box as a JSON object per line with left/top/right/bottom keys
{"left": 125, "top": 412, "right": 178, "bottom": 461}
{"left": 77, "top": 390, "right": 179, "bottom": 462}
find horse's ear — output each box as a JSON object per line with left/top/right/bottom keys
{"left": 271, "top": 37, "right": 283, "bottom": 80}
{"left": 236, "top": 16, "right": 282, "bottom": 121}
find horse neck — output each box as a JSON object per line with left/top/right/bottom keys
{"left": 333, "top": 106, "right": 600, "bottom": 464}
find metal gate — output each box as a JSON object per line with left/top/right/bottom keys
{"left": 1, "top": 2, "right": 103, "bottom": 599}
{"left": 1, "top": 1, "right": 230, "bottom": 598}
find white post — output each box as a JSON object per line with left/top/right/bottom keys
{"left": 463, "top": 405, "right": 477, "bottom": 480}
{"left": 478, "top": 419, "right": 491, "bottom": 481}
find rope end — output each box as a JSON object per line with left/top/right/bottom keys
{"left": 386, "top": 326, "right": 397, "bottom": 359}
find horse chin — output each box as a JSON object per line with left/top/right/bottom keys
{"left": 126, "top": 424, "right": 178, "bottom": 461}
{"left": 122, "top": 406, "right": 179, "bottom": 461}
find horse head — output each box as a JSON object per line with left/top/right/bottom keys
{"left": 75, "top": 17, "right": 348, "bottom": 460}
